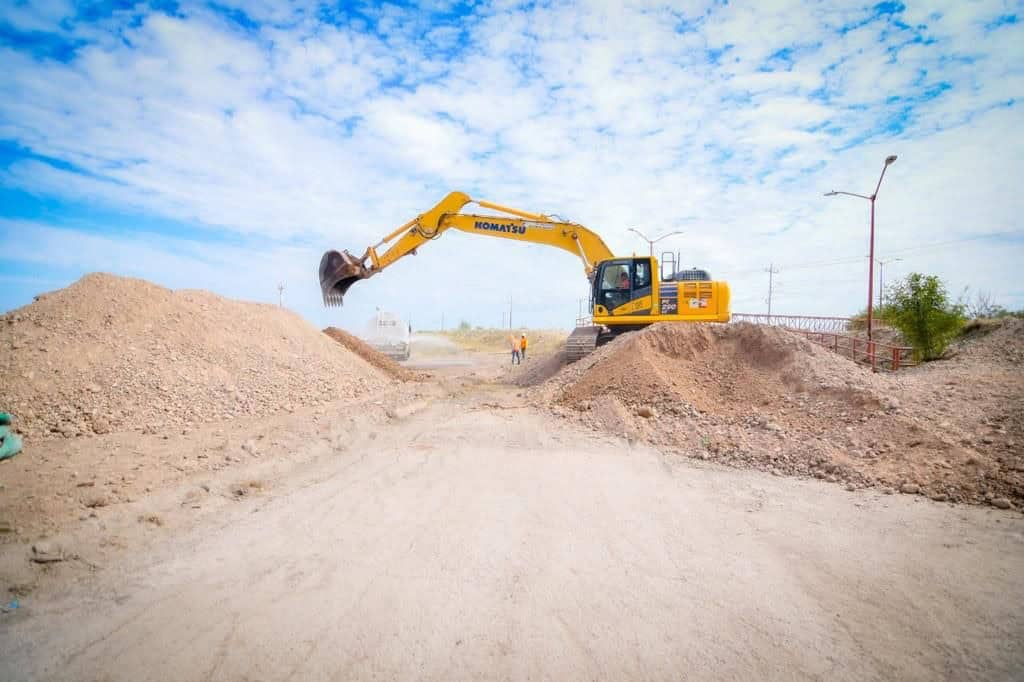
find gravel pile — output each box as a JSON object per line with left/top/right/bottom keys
{"left": 1, "top": 273, "right": 390, "bottom": 439}
{"left": 512, "top": 350, "right": 569, "bottom": 387}
{"left": 950, "top": 318, "right": 1024, "bottom": 365}
{"left": 533, "top": 322, "right": 1022, "bottom": 508}
{"left": 323, "top": 327, "right": 420, "bottom": 381}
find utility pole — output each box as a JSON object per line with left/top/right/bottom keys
{"left": 877, "top": 257, "right": 902, "bottom": 309}
{"left": 508, "top": 296, "right": 513, "bottom": 329}
{"left": 277, "top": 282, "right": 284, "bottom": 307}
{"left": 765, "top": 264, "right": 779, "bottom": 323}
{"left": 440, "top": 312, "right": 444, "bottom": 331}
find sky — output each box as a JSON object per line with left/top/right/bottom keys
{"left": 0, "top": 0, "right": 1022, "bottom": 333}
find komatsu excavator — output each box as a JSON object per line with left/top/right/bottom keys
{"left": 319, "top": 191, "right": 730, "bottom": 360}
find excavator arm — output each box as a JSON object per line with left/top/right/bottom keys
{"left": 319, "top": 191, "right": 614, "bottom": 306}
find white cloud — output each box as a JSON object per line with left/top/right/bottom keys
{"left": 1, "top": 0, "right": 1023, "bottom": 326}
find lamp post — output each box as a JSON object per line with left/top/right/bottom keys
{"left": 627, "top": 227, "right": 685, "bottom": 257}
{"left": 825, "top": 154, "right": 898, "bottom": 342}
{"left": 877, "top": 257, "right": 902, "bottom": 309}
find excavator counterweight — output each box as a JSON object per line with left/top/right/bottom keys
{"left": 319, "top": 250, "right": 371, "bottom": 307}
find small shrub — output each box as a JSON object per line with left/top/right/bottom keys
{"left": 886, "top": 273, "right": 966, "bottom": 361}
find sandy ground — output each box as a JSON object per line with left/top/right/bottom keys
{"left": 1, "top": 351, "right": 1023, "bottom": 681}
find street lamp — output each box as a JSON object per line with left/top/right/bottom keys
{"left": 627, "top": 227, "right": 685, "bottom": 257}
{"left": 877, "top": 257, "right": 902, "bottom": 309}
{"left": 824, "top": 154, "right": 898, "bottom": 341}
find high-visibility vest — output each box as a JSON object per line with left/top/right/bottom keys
{"left": 520, "top": 337, "right": 527, "bottom": 348}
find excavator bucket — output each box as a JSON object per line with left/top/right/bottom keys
{"left": 319, "top": 250, "right": 371, "bottom": 307}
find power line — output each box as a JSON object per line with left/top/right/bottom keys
{"left": 728, "top": 230, "right": 1022, "bottom": 276}
{"left": 882, "top": 231, "right": 1022, "bottom": 257}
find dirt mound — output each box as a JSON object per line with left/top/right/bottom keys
{"left": 323, "top": 327, "right": 419, "bottom": 380}
{"left": 950, "top": 318, "right": 1024, "bottom": 365}
{"left": 512, "top": 350, "right": 569, "bottom": 387}
{"left": 554, "top": 323, "right": 886, "bottom": 414}
{"left": 537, "top": 323, "right": 1022, "bottom": 507}
{"left": 896, "top": 317, "right": 1024, "bottom": 500}
{"left": 0, "top": 273, "right": 390, "bottom": 439}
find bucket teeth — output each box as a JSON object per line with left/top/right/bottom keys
{"left": 319, "top": 249, "right": 370, "bottom": 307}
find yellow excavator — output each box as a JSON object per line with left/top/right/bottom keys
{"left": 319, "top": 191, "right": 730, "bottom": 360}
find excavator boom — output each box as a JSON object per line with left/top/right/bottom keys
{"left": 319, "top": 192, "right": 613, "bottom": 306}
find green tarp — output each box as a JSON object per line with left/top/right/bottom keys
{"left": 0, "top": 413, "right": 22, "bottom": 461}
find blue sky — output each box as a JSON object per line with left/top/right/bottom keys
{"left": 1, "top": 0, "right": 1022, "bottom": 331}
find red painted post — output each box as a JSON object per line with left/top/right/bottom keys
{"left": 824, "top": 156, "right": 896, "bottom": 345}
{"left": 867, "top": 196, "right": 875, "bottom": 343}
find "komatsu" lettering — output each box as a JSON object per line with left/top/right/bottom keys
{"left": 474, "top": 221, "right": 526, "bottom": 235}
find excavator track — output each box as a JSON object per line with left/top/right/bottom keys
{"left": 565, "top": 326, "right": 602, "bottom": 362}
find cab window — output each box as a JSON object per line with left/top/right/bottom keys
{"left": 602, "top": 263, "right": 631, "bottom": 289}
{"left": 634, "top": 261, "right": 651, "bottom": 289}
{"left": 598, "top": 261, "right": 633, "bottom": 311}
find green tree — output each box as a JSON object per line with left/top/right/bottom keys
{"left": 458, "top": 319, "right": 472, "bottom": 330}
{"left": 886, "top": 273, "right": 966, "bottom": 361}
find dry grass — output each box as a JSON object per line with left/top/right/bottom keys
{"left": 430, "top": 328, "right": 567, "bottom": 353}
{"left": 961, "top": 317, "right": 1004, "bottom": 337}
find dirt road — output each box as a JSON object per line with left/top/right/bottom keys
{"left": 2, "top": 374, "right": 1023, "bottom": 680}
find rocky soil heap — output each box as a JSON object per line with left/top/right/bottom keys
{"left": 1, "top": 273, "right": 390, "bottom": 439}
{"left": 323, "top": 327, "right": 420, "bottom": 381}
{"left": 535, "top": 322, "right": 1022, "bottom": 508}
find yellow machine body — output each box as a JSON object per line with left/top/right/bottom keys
{"left": 589, "top": 256, "right": 731, "bottom": 327}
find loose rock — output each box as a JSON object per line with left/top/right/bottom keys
{"left": 30, "top": 542, "right": 64, "bottom": 563}
{"left": 91, "top": 416, "right": 111, "bottom": 435}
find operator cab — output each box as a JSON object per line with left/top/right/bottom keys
{"left": 592, "top": 258, "right": 653, "bottom": 314}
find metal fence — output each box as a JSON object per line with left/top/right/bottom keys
{"left": 786, "top": 329, "right": 915, "bottom": 371}
{"left": 731, "top": 312, "right": 914, "bottom": 371}
{"left": 730, "top": 313, "right": 853, "bottom": 333}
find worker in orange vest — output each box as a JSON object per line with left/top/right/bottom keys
{"left": 520, "top": 333, "right": 528, "bottom": 360}
{"left": 510, "top": 335, "right": 521, "bottom": 365}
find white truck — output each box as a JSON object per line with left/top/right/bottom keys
{"left": 363, "top": 310, "right": 411, "bottom": 361}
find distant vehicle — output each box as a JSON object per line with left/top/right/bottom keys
{"left": 363, "top": 310, "right": 411, "bottom": 361}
